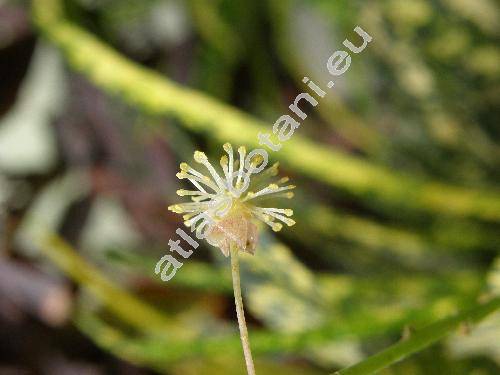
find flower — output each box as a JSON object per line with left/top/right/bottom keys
{"left": 168, "top": 143, "right": 295, "bottom": 256}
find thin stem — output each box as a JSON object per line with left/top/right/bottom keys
{"left": 230, "top": 243, "right": 256, "bottom": 375}
{"left": 333, "top": 296, "right": 500, "bottom": 375}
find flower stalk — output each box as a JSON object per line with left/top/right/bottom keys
{"left": 230, "top": 242, "right": 256, "bottom": 375}
{"left": 167, "top": 143, "right": 295, "bottom": 374}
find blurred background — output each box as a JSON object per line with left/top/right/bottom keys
{"left": 0, "top": 0, "right": 499, "bottom": 374}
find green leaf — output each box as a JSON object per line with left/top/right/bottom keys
{"left": 333, "top": 297, "right": 500, "bottom": 375}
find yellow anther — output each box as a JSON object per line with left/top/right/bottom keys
{"left": 271, "top": 223, "right": 283, "bottom": 232}
{"left": 279, "top": 177, "right": 289, "bottom": 184}
{"left": 284, "top": 209, "right": 293, "bottom": 216}
{"left": 180, "top": 162, "right": 189, "bottom": 171}
{"left": 250, "top": 154, "right": 264, "bottom": 166}
{"left": 168, "top": 205, "right": 183, "bottom": 213}
{"left": 220, "top": 155, "right": 228, "bottom": 166}
{"left": 270, "top": 162, "right": 279, "bottom": 175}
{"left": 223, "top": 143, "right": 232, "bottom": 152}
{"left": 194, "top": 151, "right": 207, "bottom": 162}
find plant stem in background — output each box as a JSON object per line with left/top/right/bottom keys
{"left": 333, "top": 296, "right": 500, "bottom": 375}
{"left": 31, "top": 0, "right": 500, "bottom": 223}
{"left": 230, "top": 243, "right": 256, "bottom": 375}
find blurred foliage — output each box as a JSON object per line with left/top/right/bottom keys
{"left": 0, "top": 0, "right": 499, "bottom": 373}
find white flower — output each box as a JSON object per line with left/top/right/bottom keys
{"left": 168, "top": 143, "right": 295, "bottom": 256}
